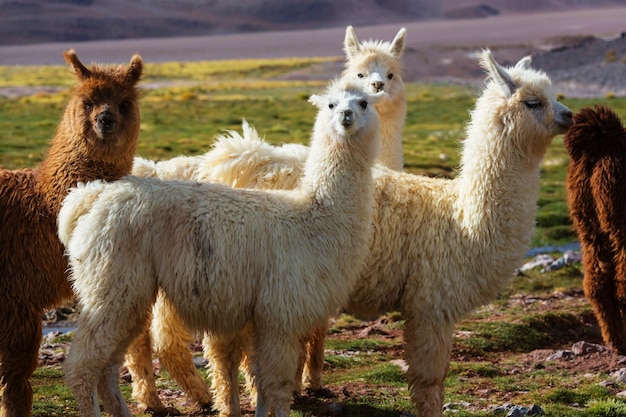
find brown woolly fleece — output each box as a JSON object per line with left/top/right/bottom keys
{"left": 565, "top": 105, "right": 626, "bottom": 354}
{"left": 0, "top": 50, "right": 142, "bottom": 417}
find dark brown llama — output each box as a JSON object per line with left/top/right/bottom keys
{"left": 565, "top": 105, "right": 626, "bottom": 354}
{"left": 0, "top": 50, "right": 142, "bottom": 417}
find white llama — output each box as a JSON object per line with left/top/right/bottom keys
{"left": 303, "top": 50, "right": 573, "bottom": 416}
{"left": 127, "top": 24, "right": 407, "bottom": 415}
{"left": 58, "top": 79, "right": 383, "bottom": 417}
{"left": 146, "top": 50, "right": 572, "bottom": 417}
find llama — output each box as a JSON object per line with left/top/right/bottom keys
{"left": 564, "top": 105, "right": 626, "bottom": 354}
{"left": 58, "top": 79, "right": 383, "bottom": 417}
{"left": 0, "top": 50, "right": 142, "bottom": 417}
{"left": 148, "top": 50, "right": 572, "bottom": 417}
{"left": 131, "top": 24, "right": 406, "bottom": 182}
{"left": 127, "top": 24, "right": 407, "bottom": 414}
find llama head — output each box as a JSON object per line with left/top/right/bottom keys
{"left": 309, "top": 79, "right": 384, "bottom": 139}
{"left": 61, "top": 49, "right": 143, "bottom": 163}
{"left": 473, "top": 49, "right": 573, "bottom": 164}
{"left": 341, "top": 26, "right": 405, "bottom": 104}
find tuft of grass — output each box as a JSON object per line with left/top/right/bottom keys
{"left": 455, "top": 321, "right": 550, "bottom": 356}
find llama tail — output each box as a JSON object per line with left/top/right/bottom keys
{"left": 131, "top": 156, "right": 158, "bottom": 178}
{"left": 57, "top": 180, "right": 108, "bottom": 247}
{"left": 199, "top": 120, "right": 308, "bottom": 190}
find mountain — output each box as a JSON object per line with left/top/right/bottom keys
{"left": 0, "top": 0, "right": 622, "bottom": 46}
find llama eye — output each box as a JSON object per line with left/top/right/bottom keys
{"left": 84, "top": 101, "right": 93, "bottom": 111}
{"left": 357, "top": 73, "right": 364, "bottom": 79}
{"left": 119, "top": 101, "right": 130, "bottom": 113}
{"left": 387, "top": 73, "right": 394, "bottom": 80}
{"left": 523, "top": 99, "right": 541, "bottom": 109}
{"left": 328, "top": 103, "right": 335, "bottom": 109}
{"left": 359, "top": 100, "right": 368, "bottom": 110}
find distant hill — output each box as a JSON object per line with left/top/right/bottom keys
{"left": 0, "top": 0, "right": 622, "bottom": 46}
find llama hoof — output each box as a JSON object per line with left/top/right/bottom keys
{"left": 196, "top": 401, "right": 214, "bottom": 414}
{"left": 145, "top": 406, "right": 182, "bottom": 416}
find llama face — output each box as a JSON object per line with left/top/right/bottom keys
{"left": 72, "top": 83, "right": 140, "bottom": 142}
{"left": 63, "top": 50, "right": 142, "bottom": 154}
{"left": 344, "top": 53, "right": 402, "bottom": 99}
{"left": 309, "top": 82, "right": 384, "bottom": 137}
{"left": 482, "top": 50, "right": 573, "bottom": 139}
{"left": 342, "top": 26, "right": 405, "bottom": 103}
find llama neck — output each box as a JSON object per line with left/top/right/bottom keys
{"left": 37, "top": 126, "right": 134, "bottom": 212}
{"left": 302, "top": 129, "right": 376, "bottom": 223}
{"left": 375, "top": 86, "right": 406, "bottom": 171}
{"left": 454, "top": 117, "right": 542, "bottom": 279}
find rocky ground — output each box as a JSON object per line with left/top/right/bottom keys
{"left": 39, "top": 284, "right": 622, "bottom": 416}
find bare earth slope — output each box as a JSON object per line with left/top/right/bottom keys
{"left": 2, "top": 6, "right": 626, "bottom": 97}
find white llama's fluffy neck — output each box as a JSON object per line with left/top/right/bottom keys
{"left": 376, "top": 83, "right": 406, "bottom": 171}
{"left": 303, "top": 123, "right": 377, "bottom": 221}
{"left": 452, "top": 103, "right": 543, "bottom": 301}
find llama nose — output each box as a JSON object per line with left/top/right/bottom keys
{"left": 97, "top": 110, "right": 116, "bottom": 133}
{"left": 341, "top": 109, "right": 354, "bottom": 126}
{"left": 372, "top": 81, "right": 384, "bottom": 92}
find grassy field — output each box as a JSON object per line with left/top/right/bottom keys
{"left": 3, "top": 58, "right": 626, "bottom": 416}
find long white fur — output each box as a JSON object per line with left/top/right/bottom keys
{"left": 58, "top": 80, "right": 383, "bottom": 417}
{"left": 126, "top": 25, "right": 407, "bottom": 415}
{"left": 157, "top": 50, "right": 571, "bottom": 417}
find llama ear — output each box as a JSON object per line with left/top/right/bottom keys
{"left": 344, "top": 25, "right": 361, "bottom": 59}
{"left": 125, "top": 53, "right": 143, "bottom": 85}
{"left": 515, "top": 55, "right": 532, "bottom": 70}
{"left": 390, "top": 27, "right": 406, "bottom": 58}
{"left": 63, "top": 49, "right": 92, "bottom": 80}
{"left": 308, "top": 94, "right": 325, "bottom": 109}
{"left": 480, "top": 49, "right": 517, "bottom": 98}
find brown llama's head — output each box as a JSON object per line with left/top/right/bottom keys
{"left": 58, "top": 49, "right": 143, "bottom": 169}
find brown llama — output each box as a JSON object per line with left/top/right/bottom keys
{"left": 565, "top": 105, "right": 626, "bottom": 354}
{"left": 0, "top": 50, "right": 142, "bottom": 417}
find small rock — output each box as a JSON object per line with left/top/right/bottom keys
{"left": 571, "top": 341, "right": 606, "bottom": 355}
{"left": 616, "top": 390, "right": 626, "bottom": 398}
{"left": 545, "top": 350, "right": 575, "bottom": 361}
{"left": 506, "top": 406, "right": 528, "bottom": 417}
{"left": 443, "top": 401, "right": 469, "bottom": 412}
{"left": 611, "top": 367, "right": 626, "bottom": 383}
{"left": 192, "top": 356, "right": 209, "bottom": 368}
{"left": 528, "top": 404, "right": 544, "bottom": 416}
{"left": 520, "top": 254, "right": 554, "bottom": 272}
{"left": 599, "top": 380, "right": 616, "bottom": 387}
{"left": 390, "top": 359, "right": 409, "bottom": 372}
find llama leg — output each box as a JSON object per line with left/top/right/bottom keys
{"left": 302, "top": 323, "right": 329, "bottom": 392}
{"left": 582, "top": 248, "right": 626, "bottom": 353}
{"left": 65, "top": 285, "right": 153, "bottom": 417}
{"left": 612, "top": 247, "right": 626, "bottom": 353}
{"left": 240, "top": 322, "right": 257, "bottom": 407}
{"left": 125, "top": 313, "right": 180, "bottom": 416}
{"left": 403, "top": 316, "right": 454, "bottom": 417}
{"left": 96, "top": 363, "right": 133, "bottom": 417}
{"left": 152, "top": 292, "right": 213, "bottom": 410}
{"left": 253, "top": 333, "right": 300, "bottom": 417}
{"left": 203, "top": 331, "right": 244, "bottom": 417}
{"left": 0, "top": 309, "right": 41, "bottom": 417}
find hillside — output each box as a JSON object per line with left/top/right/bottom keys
{"left": 0, "top": 0, "right": 623, "bottom": 46}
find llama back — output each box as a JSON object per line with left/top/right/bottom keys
{"left": 57, "top": 180, "right": 112, "bottom": 251}
{"left": 200, "top": 120, "right": 307, "bottom": 190}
